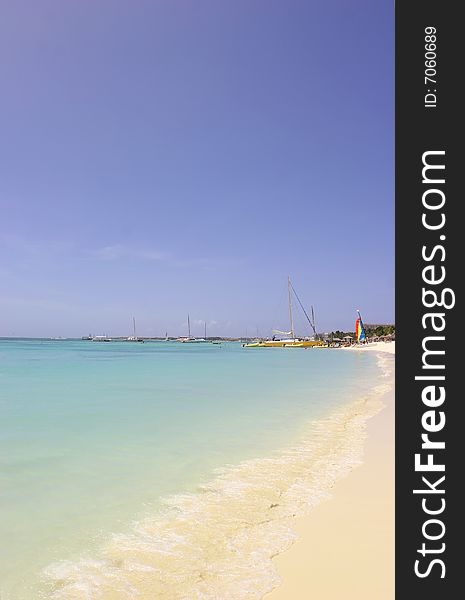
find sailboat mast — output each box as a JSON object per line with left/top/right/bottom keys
{"left": 133, "top": 317, "right": 136, "bottom": 338}
{"left": 204, "top": 321, "right": 207, "bottom": 339}
{"left": 288, "top": 279, "right": 317, "bottom": 338}
{"left": 288, "top": 276, "right": 295, "bottom": 339}
{"left": 188, "top": 314, "right": 191, "bottom": 338}
{"left": 311, "top": 306, "right": 317, "bottom": 338}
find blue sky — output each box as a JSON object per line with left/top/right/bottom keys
{"left": 0, "top": 0, "right": 393, "bottom": 338}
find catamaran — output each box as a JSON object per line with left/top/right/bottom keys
{"left": 243, "top": 277, "right": 324, "bottom": 348}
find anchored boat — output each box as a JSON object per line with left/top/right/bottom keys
{"left": 127, "top": 317, "right": 144, "bottom": 342}
{"left": 178, "top": 315, "right": 209, "bottom": 343}
{"left": 243, "top": 277, "right": 324, "bottom": 348}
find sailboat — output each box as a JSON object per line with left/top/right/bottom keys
{"left": 127, "top": 317, "right": 144, "bottom": 342}
{"left": 178, "top": 315, "right": 209, "bottom": 343}
{"left": 177, "top": 314, "right": 195, "bottom": 342}
{"left": 243, "top": 277, "right": 324, "bottom": 348}
{"left": 355, "top": 310, "right": 367, "bottom": 343}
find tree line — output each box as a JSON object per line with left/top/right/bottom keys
{"left": 328, "top": 325, "right": 395, "bottom": 339}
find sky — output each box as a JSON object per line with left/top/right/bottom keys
{"left": 0, "top": 0, "right": 394, "bottom": 338}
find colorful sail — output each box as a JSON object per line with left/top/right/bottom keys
{"left": 356, "top": 310, "right": 366, "bottom": 342}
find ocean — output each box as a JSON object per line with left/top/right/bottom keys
{"left": 0, "top": 338, "right": 390, "bottom": 599}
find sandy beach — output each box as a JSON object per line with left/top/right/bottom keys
{"left": 342, "top": 340, "right": 395, "bottom": 355}
{"left": 266, "top": 342, "right": 395, "bottom": 599}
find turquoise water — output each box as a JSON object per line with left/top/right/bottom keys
{"left": 0, "top": 339, "right": 381, "bottom": 599}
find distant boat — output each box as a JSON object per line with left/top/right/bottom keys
{"left": 126, "top": 317, "right": 144, "bottom": 343}
{"left": 178, "top": 314, "right": 196, "bottom": 342}
{"left": 177, "top": 314, "right": 192, "bottom": 342}
{"left": 243, "top": 277, "right": 324, "bottom": 348}
{"left": 92, "top": 335, "right": 112, "bottom": 342}
{"left": 81, "top": 334, "right": 92, "bottom": 341}
{"left": 178, "top": 314, "right": 209, "bottom": 343}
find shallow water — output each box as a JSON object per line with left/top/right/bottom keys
{"left": 0, "top": 339, "right": 387, "bottom": 599}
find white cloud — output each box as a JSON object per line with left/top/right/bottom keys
{"left": 92, "top": 244, "right": 126, "bottom": 260}
{"left": 92, "top": 244, "right": 168, "bottom": 262}
{"left": 1, "top": 235, "right": 242, "bottom": 272}
{"left": 91, "top": 244, "right": 242, "bottom": 270}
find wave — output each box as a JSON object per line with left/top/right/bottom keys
{"left": 42, "top": 359, "right": 393, "bottom": 599}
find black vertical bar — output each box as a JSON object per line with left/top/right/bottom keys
{"left": 396, "top": 2, "right": 460, "bottom": 597}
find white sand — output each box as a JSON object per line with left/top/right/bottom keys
{"left": 343, "top": 340, "right": 395, "bottom": 355}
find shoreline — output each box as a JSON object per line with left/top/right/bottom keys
{"left": 265, "top": 344, "right": 394, "bottom": 599}
{"left": 41, "top": 352, "right": 391, "bottom": 599}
